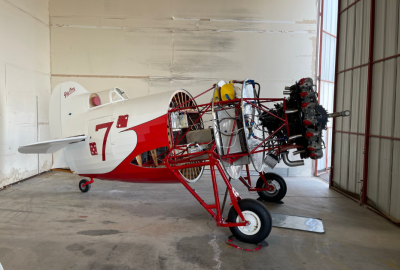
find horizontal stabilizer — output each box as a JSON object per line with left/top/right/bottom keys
{"left": 18, "top": 135, "right": 87, "bottom": 154}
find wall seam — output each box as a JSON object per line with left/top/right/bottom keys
{"left": 3, "top": 0, "right": 49, "bottom": 26}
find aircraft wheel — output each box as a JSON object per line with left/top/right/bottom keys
{"left": 228, "top": 199, "right": 272, "bottom": 244}
{"left": 79, "top": 179, "right": 91, "bottom": 193}
{"left": 256, "top": 173, "right": 287, "bottom": 202}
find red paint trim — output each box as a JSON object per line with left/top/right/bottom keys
{"left": 117, "top": 115, "right": 129, "bottom": 128}
{"left": 96, "top": 122, "right": 113, "bottom": 161}
{"left": 340, "top": 0, "right": 361, "bottom": 14}
{"left": 322, "top": 30, "right": 337, "bottom": 39}
{"left": 81, "top": 115, "right": 180, "bottom": 183}
{"left": 330, "top": 0, "right": 341, "bottom": 187}
{"left": 361, "top": 0, "right": 376, "bottom": 205}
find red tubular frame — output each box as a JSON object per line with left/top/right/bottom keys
{"left": 163, "top": 83, "right": 296, "bottom": 228}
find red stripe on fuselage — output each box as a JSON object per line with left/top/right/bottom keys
{"left": 80, "top": 114, "right": 180, "bottom": 183}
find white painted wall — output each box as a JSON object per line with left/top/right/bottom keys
{"left": 0, "top": 0, "right": 52, "bottom": 187}
{"left": 49, "top": 0, "right": 317, "bottom": 176}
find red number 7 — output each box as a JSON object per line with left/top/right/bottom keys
{"left": 96, "top": 122, "right": 113, "bottom": 161}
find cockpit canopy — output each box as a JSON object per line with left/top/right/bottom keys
{"left": 89, "top": 87, "right": 129, "bottom": 108}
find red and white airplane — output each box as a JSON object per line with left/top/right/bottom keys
{"left": 19, "top": 79, "right": 349, "bottom": 244}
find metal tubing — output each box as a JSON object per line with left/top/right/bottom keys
{"left": 285, "top": 109, "right": 298, "bottom": 114}
{"left": 251, "top": 123, "right": 286, "bottom": 154}
{"left": 288, "top": 134, "right": 302, "bottom": 140}
{"left": 244, "top": 99, "right": 286, "bottom": 122}
{"left": 81, "top": 178, "right": 94, "bottom": 187}
{"left": 323, "top": 30, "right": 336, "bottom": 38}
{"left": 362, "top": 0, "right": 376, "bottom": 205}
{"left": 165, "top": 162, "right": 217, "bottom": 218}
{"left": 369, "top": 134, "right": 400, "bottom": 142}
{"left": 238, "top": 176, "right": 251, "bottom": 188}
{"left": 226, "top": 105, "right": 239, "bottom": 156}
{"left": 220, "top": 177, "right": 231, "bottom": 216}
{"left": 327, "top": 110, "right": 351, "bottom": 118}
{"left": 330, "top": 0, "right": 341, "bottom": 187}
{"left": 372, "top": 53, "right": 400, "bottom": 64}
{"left": 281, "top": 151, "right": 304, "bottom": 167}
{"left": 245, "top": 164, "right": 251, "bottom": 185}
{"left": 210, "top": 165, "right": 222, "bottom": 223}
{"left": 215, "top": 162, "right": 246, "bottom": 222}
{"left": 337, "top": 62, "right": 369, "bottom": 74}
{"left": 321, "top": 79, "right": 335, "bottom": 84}
{"left": 173, "top": 85, "right": 215, "bottom": 110}
{"left": 293, "top": 150, "right": 306, "bottom": 155}
{"left": 175, "top": 104, "right": 210, "bottom": 145}
{"left": 283, "top": 99, "right": 291, "bottom": 137}
{"left": 334, "top": 130, "right": 364, "bottom": 136}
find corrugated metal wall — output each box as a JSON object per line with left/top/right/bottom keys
{"left": 332, "top": 0, "right": 400, "bottom": 222}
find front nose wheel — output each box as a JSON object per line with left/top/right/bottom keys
{"left": 228, "top": 199, "right": 272, "bottom": 244}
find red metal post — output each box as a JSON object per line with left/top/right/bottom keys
{"left": 361, "top": 0, "right": 376, "bottom": 205}
{"left": 329, "top": 0, "right": 341, "bottom": 187}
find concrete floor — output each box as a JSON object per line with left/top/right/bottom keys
{"left": 0, "top": 172, "right": 399, "bottom": 270}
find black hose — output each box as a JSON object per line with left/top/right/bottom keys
{"left": 255, "top": 83, "right": 261, "bottom": 98}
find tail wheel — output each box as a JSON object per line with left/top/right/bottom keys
{"left": 228, "top": 199, "right": 272, "bottom": 244}
{"left": 79, "top": 179, "right": 91, "bottom": 193}
{"left": 256, "top": 173, "right": 287, "bottom": 202}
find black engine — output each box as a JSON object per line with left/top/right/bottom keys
{"left": 260, "top": 78, "right": 327, "bottom": 160}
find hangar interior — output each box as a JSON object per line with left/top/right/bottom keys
{"left": 0, "top": 0, "right": 400, "bottom": 269}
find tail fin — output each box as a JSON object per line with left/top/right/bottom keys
{"left": 48, "top": 82, "right": 90, "bottom": 168}
{"left": 49, "top": 81, "right": 90, "bottom": 140}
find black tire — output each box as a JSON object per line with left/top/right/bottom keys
{"left": 228, "top": 198, "right": 272, "bottom": 244}
{"left": 79, "top": 179, "right": 91, "bottom": 193}
{"left": 256, "top": 173, "right": 287, "bottom": 202}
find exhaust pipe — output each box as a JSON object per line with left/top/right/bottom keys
{"left": 281, "top": 151, "right": 304, "bottom": 167}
